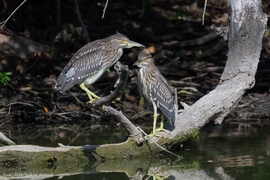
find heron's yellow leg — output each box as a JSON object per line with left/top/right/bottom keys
{"left": 148, "top": 101, "right": 160, "bottom": 137}
{"left": 80, "top": 83, "right": 100, "bottom": 101}
{"left": 156, "top": 114, "right": 170, "bottom": 133}
{"left": 148, "top": 102, "right": 169, "bottom": 137}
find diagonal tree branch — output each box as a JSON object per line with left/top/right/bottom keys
{"left": 91, "top": 62, "right": 129, "bottom": 106}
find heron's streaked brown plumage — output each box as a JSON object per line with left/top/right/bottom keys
{"left": 55, "top": 33, "right": 144, "bottom": 100}
{"left": 134, "top": 49, "right": 178, "bottom": 134}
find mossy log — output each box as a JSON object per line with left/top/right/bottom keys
{"left": 0, "top": 145, "right": 87, "bottom": 176}
{"left": 84, "top": 128, "right": 199, "bottom": 161}
{"left": 0, "top": 129, "right": 198, "bottom": 177}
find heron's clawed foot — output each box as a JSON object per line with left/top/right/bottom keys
{"left": 148, "top": 132, "right": 162, "bottom": 138}
{"left": 147, "top": 169, "right": 169, "bottom": 180}
{"left": 148, "top": 173, "right": 169, "bottom": 180}
{"left": 87, "top": 97, "right": 99, "bottom": 104}
{"left": 147, "top": 129, "right": 169, "bottom": 138}
{"left": 86, "top": 92, "right": 100, "bottom": 103}
{"left": 155, "top": 127, "right": 170, "bottom": 134}
{"left": 154, "top": 120, "right": 171, "bottom": 134}
{"left": 87, "top": 94, "right": 100, "bottom": 102}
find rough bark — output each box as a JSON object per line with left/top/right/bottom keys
{"left": 174, "top": 0, "right": 267, "bottom": 129}
{"left": 0, "top": 0, "right": 267, "bottom": 172}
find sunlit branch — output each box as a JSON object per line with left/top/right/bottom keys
{"left": 0, "top": 0, "right": 27, "bottom": 28}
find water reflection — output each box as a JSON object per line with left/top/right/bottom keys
{"left": 1, "top": 124, "right": 128, "bottom": 146}
{"left": 1, "top": 122, "right": 270, "bottom": 179}
{"left": 189, "top": 122, "right": 270, "bottom": 179}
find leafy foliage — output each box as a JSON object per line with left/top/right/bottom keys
{"left": 0, "top": 71, "right": 12, "bottom": 86}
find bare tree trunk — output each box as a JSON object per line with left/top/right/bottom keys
{"left": 174, "top": 0, "right": 267, "bottom": 131}
{"left": 0, "top": 0, "right": 267, "bottom": 171}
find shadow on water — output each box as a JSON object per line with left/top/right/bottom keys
{"left": 1, "top": 121, "right": 270, "bottom": 179}
{"left": 0, "top": 124, "right": 129, "bottom": 146}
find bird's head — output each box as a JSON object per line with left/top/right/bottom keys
{"left": 133, "top": 48, "right": 153, "bottom": 67}
{"left": 109, "top": 32, "right": 144, "bottom": 49}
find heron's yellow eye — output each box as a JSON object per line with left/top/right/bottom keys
{"left": 143, "top": 57, "right": 147, "bottom": 61}
{"left": 121, "top": 38, "right": 128, "bottom": 43}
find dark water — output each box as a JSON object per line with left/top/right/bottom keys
{"left": 1, "top": 121, "right": 270, "bottom": 179}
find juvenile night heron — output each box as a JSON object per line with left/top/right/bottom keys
{"left": 134, "top": 49, "right": 178, "bottom": 136}
{"left": 55, "top": 33, "right": 144, "bottom": 101}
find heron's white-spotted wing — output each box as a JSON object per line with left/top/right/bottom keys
{"left": 55, "top": 39, "right": 106, "bottom": 92}
{"left": 137, "top": 65, "right": 177, "bottom": 124}
{"left": 149, "top": 69, "right": 177, "bottom": 124}
{"left": 55, "top": 49, "right": 104, "bottom": 93}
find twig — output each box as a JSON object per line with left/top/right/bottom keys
{"left": 48, "top": 112, "right": 72, "bottom": 121}
{"left": 202, "top": 0, "right": 207, "bottom": 26}
{"left": 130, "top": 110, "right": 153, "bottom": 120}
{"left": 102, "top": 0, "right": 109, "bottom": 19}
{"left": 74, "top": 0, "right": 90, "bottom": 43}
{"left": 137, "top": 127, "right": 180, "bottom": 158}
{"left": 162, "top": 32, "right": 218, "bottom": 48}
{"left": 69, "top": 90, "right": 84, "bottom": 104}
{"left": 0, "top": 0, "right": 27, "bottom": 28}
{"left": 0, "top": 132, "right": 16, "bottom": 145}
{"left": 0, "top": 102, "right": 33, "bottom": 112}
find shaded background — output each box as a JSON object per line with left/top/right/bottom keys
{"left": 0, "top": 0, "right": 270, "bottom": 128}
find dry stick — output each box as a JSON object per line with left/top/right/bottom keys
{"left": 202, "top": 0, "right": 207, "bottom": 26}
{"left": 74, "top": 0, "right": 90, "bottom": 43}
{"left": 136, "top": 127, "right": 180, "bottom": 158}
{"left": 0, "top": 0, "right": 27, "bottom": 28}
{"left": 48, "top": 112, "right": 72, "bottom": 121}
{"left": 163, "top": 32, "right": 218, "bottom": 48}
{"left": 0, "top": 102, "right": 33, "bottom": 112}
{"left": 0, "top": 132, "right": 16, "bottom": 145}
{"left": 130, "top": 110, "right": 153, "bottom": 120}
{"left": 49, "top": 109, "right": 101, "bottom": 120}
{"left": 69, "top": 90, "right": 84, "bottom": 104}
{"left": 102, "top": 0, "right": 109, "bottom": 19}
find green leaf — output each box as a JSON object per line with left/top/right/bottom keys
{"left": 0, "top": 71, "right": 12, "bottom": 86}
{"left": 5, "top": 76, "right": 10, "bottom": 81}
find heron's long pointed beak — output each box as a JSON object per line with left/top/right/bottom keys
{"left": 133, "top": 59, "right": 142, "bottom": 66}
{"left": 126, "top": 40, "right": 144, "bottom": 48}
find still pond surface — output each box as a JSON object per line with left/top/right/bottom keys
{"left": 1, "top": 121, "right": 270, "bottom": 180}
